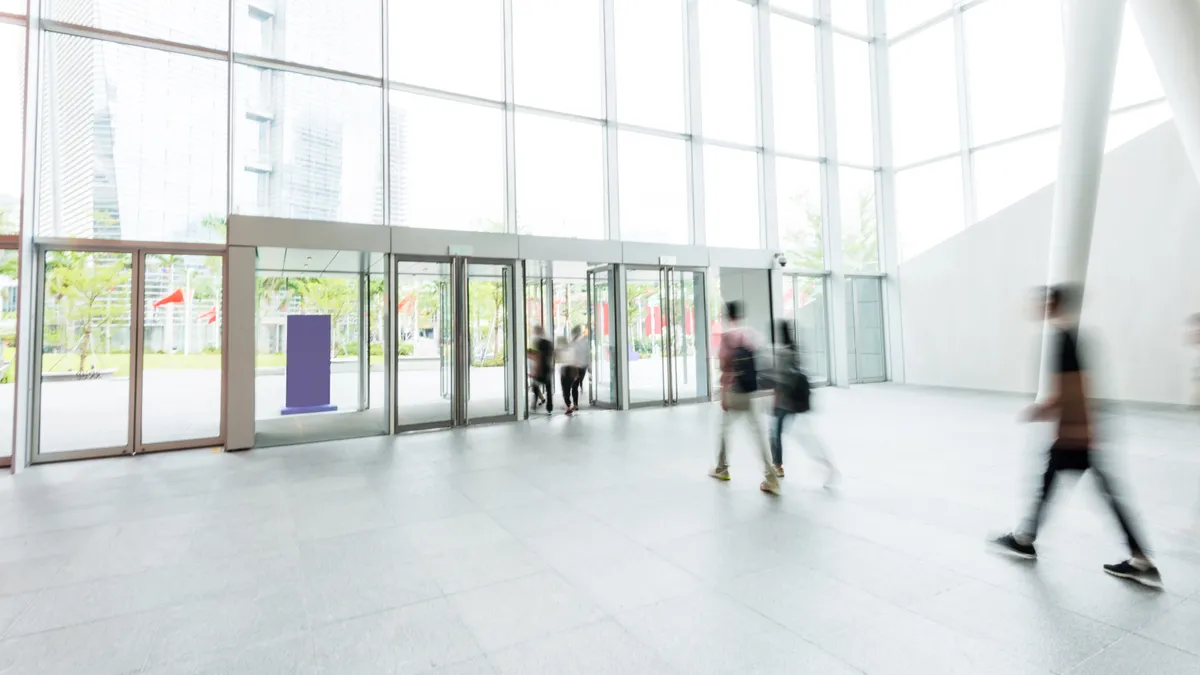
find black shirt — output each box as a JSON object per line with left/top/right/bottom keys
{"left": 1053, "top": 327, "right": 1090, "bottom": 447}
{"left": 1056, "top": 327, "right": 1082, "bottom": 374}
{"left": 534, "top": 337, "right": 553, "bottom": 381}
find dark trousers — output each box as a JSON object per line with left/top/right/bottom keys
{"left": 560, "top": 367, "right": 579, "bottom": 408}
{"left": 770, "top": 408, "right": 790, "bottom": 467}
{"left": 535, "top": 376, "right": 553, "bottom": 412}
{"left": 1022, "top": 443, "right": 1146, "bottom": 557}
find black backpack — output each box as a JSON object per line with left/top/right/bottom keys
{"left": 790, "top": 368, "right": 812, "bottom": 413}
{"left": 732, "top": 344, "right": 758, "bottom": 394}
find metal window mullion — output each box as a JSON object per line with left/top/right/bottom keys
{"left": 952, "top": 6, "right": 977, "bottom": 226}
{"left": 602, "top": 0, "right": 620, "bottom": 242}
{"left": 40, "top": 19, "right": 230, "bottom": 61}
{"left": 870, "top": 0, "right": 902, "bottom": 383}
{"left": 381, "top": 0, "right": 391, "bottom": 227}
{"left": 755, "top": 0, "right": 777, "bottom": 252}
{"left": 226, "top": 0, "right": 236, "bottom": 220}
{"left": 816, "top": 0, "right": 850, "bottom": 388}
{"left": 502, "top": 0, "right": 518, "bottom": 234}
{"left": 685, "top": 0, "right": 705, "bottom": 247}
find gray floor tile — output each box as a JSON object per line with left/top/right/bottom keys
{"left": 310, "top": 597, "right": 481, "bottom": 675}
{"left": 487, "top": 620, "right": 677, "bottom": 675}
{"left": 1071, "top": 634, "right": 1200, "bottom": 675}
{"left": 426, "top": 540, "right": 547, "bottom": 595}
{"left": 141, "top": 632, "right": 315, "bottom": 675}
{"left": 556, "top": 546, "right": 703, "bottom": 614}
{"left": 1136, "top": 597, "right": 1200, "bottom": 656}
{"left": 449, "top": 572, "right": 606, "bottom": 652}
{"left": 0, "top": 611, "right": 160, "bottom": 675}
{"left": 144, "top": 588, "right": 309, "bottom": 666}
{"left": 301, "top": 556, "right": 442, "bottom": 626}
{"left": 0, "top": 592, "right": 35, "bottom": 639}
{"left": 402, "top": 513, "right": 517, "bottom": 558}
{"left": 520, "top": 519, "right": 648, "bottom": 570}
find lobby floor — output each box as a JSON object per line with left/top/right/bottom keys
{"left": 2, "top": 385, "right": 1200, "bottom": 674}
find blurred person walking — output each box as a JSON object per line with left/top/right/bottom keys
{"left": 531, "top": 326, "right": 554, "bottom": 414}
{"left": 768, "top": 320, "right": 837, "bottom": 486}
{"left": 709, "top": 301, "right": 780, "bottom": 495}
{"left": 563, "top": 325, "right": 589, "bottom": 414}
{"left": 992, "top": 286, "right": 1161, "bottom": 587}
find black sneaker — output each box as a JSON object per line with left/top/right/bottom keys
{"left": 990, "top": 533, "right": 1037, "bottom": 560}
{"left": 1103, "top": 560, "right": 1163, "bottom": 588}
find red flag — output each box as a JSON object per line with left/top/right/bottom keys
{"left": 153, "top": 288, "right": 184, "bottom": 308}
{"left": 196, "top": 306, "right": 218, "bottom": 325}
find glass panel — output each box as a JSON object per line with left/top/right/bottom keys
{"left": 512, "top": 0, "right": 603, "bottom": 117}
{"left": 0, "top": 25, "right": 22, "bottom": 236}
{"left": 515, "top": 113, "right": 605, "bottom": 239}
{"left": 0, "top": 249, "right": 16, "bottom": 461}
{"left": 896, "top": 157, "right": 964, "bottom": 261}
{"left": 890, "top": 20, "right": 959, "bottom": 166}
{"left": 776, "top": 157, "right": 824, "bottom": 270}
{"left": 626, "top": 268, "right": 665, "bottom": 405}
{"left": 965, "top": 0, "right": 1063, "bottom": 145}
{"left": 0, "top": 0, "right": 24, "bottom": 13}
{"left": 1112, "top": 9, "right": 1164, "bottom": 110}
{"left": 887, "top": 0, "right": 952, "bottom": 36}
{"left": 46, "top": 0, "right": 230, "bottom": 50}
{"left": 669, "top": 270, "right": 708, "bottom": 400}
{"left": 38, "top": 35, "right": 228, "bottom": 243}
{"left": 785, "top": 275, "right": 829, "bottom": 385}
{"left": 233, "top": 65, "right": 383, "bottom": 224}
{"left": 704, "top": 145, "right": 760, "bottom": 249}
{"left": 850, "top": 277, "right": 885, "bottom": 382}
{"left": 618, "top": 131, "right": 689, "bottom": 245}
{"left": 771, "top": 17, "right": 820, "bottom": 157}
{"left": 772, "top": 0, "right": 813, "bottom": 17}
{"left": 615, "top": 0, "right": 685, "bottom": 132}
{"left": 40, "top": 251, "right": 134, "bottom": 454}
{"left": 466, "top": 263, "right": 512, "bottom": 419}
{"left": 389, "top": 93, "right": 506, "bottom": 232}
{"left": 588, "top": 267, "right": 617, "bottom": 407}
{"left": 831, "top": 0, "right": 869, "bottom": 34}
{"left": 1106, "top": 103, "right": 1173, "bottom": 152}
{"left": 833, "top": 34, "right": 874, "bottom": 166}
{"left": 699, "top": 0, "right": 756, "bottom": 145}
{"left": 973, "top": 131, "right": 1059, "bottom": 222}
{"left": 234, "top": 0, "right": 382, "bottom": 77}
{"left": 839, "top": 167, "right": 879, "bottom": 273}
{"left": 396, "top": 260, "right": 454, "bottom": 427}
{"left": 388, "top": 0, "right": 503, "bottom": 99}
{"left": 141, "top": 254, "right": 223, "bottom": 445}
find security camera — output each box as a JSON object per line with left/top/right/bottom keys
{"left": 773, "top": 253, "right": 788, "bottom": 268}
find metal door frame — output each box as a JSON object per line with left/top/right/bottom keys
{"left": 30, "top": 239, "right": 227, "bottom": 464}
{"left": 586, "top": 264, "right": 619, "bottom": 409}
{"left": 0, "top": 239, "right": 17, "bottom": 469}
{"left": 667, "top": 266, "right": 711, "bottom": 405}
{"left": 846, "top": 274, "right": 887, "bottom": 385}
{"left": 625, "top": 264, "right": 711, "bottom": 408}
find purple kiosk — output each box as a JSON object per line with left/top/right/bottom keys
{"left": 280, "top": 314, "right": 338, "bottom": 415}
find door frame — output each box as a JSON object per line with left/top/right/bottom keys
{"left": 0, "top": 238, "right": 19, "bottom": 469}
{"left": 585, "top": 263, "right": 619, "bottom": 410}
{"left": 783, "top": 271, "right": 833, "bottom": 388}
{"left": 30, "top": 238, "right": 227, "bottom": 464}
{"left": 846, "top": 274, "right": 887, "bottom": 385}
{"left": 624, "top": 264, "right": 712, "bottom": 408}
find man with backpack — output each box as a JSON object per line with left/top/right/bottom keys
{"left": 709, "top": 301, "right": 780, "bottom": 495}
{"left": 769, "top": 320, "right": 838, "bottom": 487}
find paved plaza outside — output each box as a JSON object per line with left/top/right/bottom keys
{"left": 2, "top": 385, "right": 1200, "bottom": 674}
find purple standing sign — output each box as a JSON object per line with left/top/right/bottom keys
{"left": 281, "top": 314, "right": 338, "bottom": 415}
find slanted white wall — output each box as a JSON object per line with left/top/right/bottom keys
{"left": 899, "top": 122, "right": 1200, "bottom": 404}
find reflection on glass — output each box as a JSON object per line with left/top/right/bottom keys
{"left": 615, "top": 0, "right": 685, "bottom": 131}
{"left": 771, "top": 17, "right": 820, "bottom": 157}
{"left": 389, "top": 0, "right": 503, "bottom": 99}
{"left": 0, "top": 25, "right": 25, "bottom": 236}
{"left": 972, "top": 131, "right": 1059, "bottom": 222}
{"left": 776, "top": 158, "right": 824, "bottom": 270}
{"left": 466, "top": 264, "right": 512, "bottom": 420}
{"left": 38, "top": 35, "right": 227, "bottom": 243}
{"left": 0, "top": 249, "right": 16, "bottom": 460}
{"left": 515, "top": 113, "right": 604, "bottom": 239}
{"left": 704, "top": 145, "right": 760, "bottom": 249}
{"left": 896, "top": 158, "right": 964, "bottom": 262}
{"left": 669, "top": 270, "right": 708, "bottom": 400}
{"left": 699, "top": 0, "right": 756, "bottom": 145}
{"left": 47, "top": 0, "right": 230, "bottom": 49}
{"left": 618, "top": 131, "right": 689, "bottom": 245}
{"left": 782, "top": 275, "right": 830, "bottom": 385}
{"left": 890, "top": 21, "right": 959, "bottom": 166}
{"left": 396, "top": 261, "right": 454, "bottom": 427}
{"left": 234, "top": 0, "right": 382, "bottom": 76}
{"left": 233, "top": 65, "right": 383, "bottom": 224}
{"left": 513, "top": 0, "right": 603, "bottom": 116}
{"left": 389, "top": 93, "right": 506, "bottom": 232}
{"left": 838, "top": 167, "right": 879, "bottom": 273}
{"left": 626, "top": 268, "right": 665, "bottom": 405}
{"left": 141, "top": 254, "right": 223, "bottom": 445}
{"left": 40, "top": 251, "right": 134, "bottom": 454}
{"left": 832, "top": 34, "right": 874, "bottom": 166}
{"left": 965, "top": 0, "right": 1063, "bottom": 145}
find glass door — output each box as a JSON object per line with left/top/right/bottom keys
{"left": 0, "top": 247, "right": 17, "bottom": 467}
{"left": 666, "top": 268, "right": 710, "bottom": 403}
{"left": 625, "top": 267, "right": 668, "bottom": 406}
{"left": 395, "top": 259, "right": 455, "bottom": 430}
{"left": 783, "top": 274, "right": 831, "bottom": 386}
{"left": 624, "top": 265, "right": 710, "bottom": 407}
{"left": 846, "top": 275, "right": 887, "bottom": 384}
{"left": 586, "top": 265, "right": 617, "bottom": 408}
{"left": 33, "top": 246, "right": 225, "bottom": 463}
{"left": 465, "top": 262, "right": 515, "bottom": 422}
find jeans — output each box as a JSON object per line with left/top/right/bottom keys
{"left": 770, "top": 407, "right": 833, "bottom": 469}
{"left": 716, "top": 392, "right": 777, "bottom": 484}
{"left": 1021, "top": 443, "right": 1147, "bottom": 557}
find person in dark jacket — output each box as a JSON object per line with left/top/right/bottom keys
{"left": 531, "top": 326, "right": 554, "bottom": 414}
{"left": 768, "top": 320, "right": 837, "bottom": 486}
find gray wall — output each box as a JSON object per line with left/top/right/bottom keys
{"left": 899, "top": 122, "right": 1200, "bottom": 404}
{"left": 718, "top": 267, "right": 774, "bottom": 343}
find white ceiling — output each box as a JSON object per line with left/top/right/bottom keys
{"left": 256, "top": 248, "right": 386, "bottom": 276}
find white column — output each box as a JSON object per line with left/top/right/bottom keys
{"left": 225, "top": 245, "right": 257, "bottom": 450}
{"left": 1038, "top": 0, "right": 1126, "bottom": 396}
{"left": 1131, "top": 0, "right": 1200, "bottom": 179}
{"left": 871, "top": 0, "right": 904, "bottom": 383}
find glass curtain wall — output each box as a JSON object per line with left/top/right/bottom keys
{"left": 889, "top": 0, "right": 1171, "bottom": 263}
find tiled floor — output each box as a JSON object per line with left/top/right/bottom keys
{"left": 2, "top": 385, "right": 1200, "bottom": 674}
